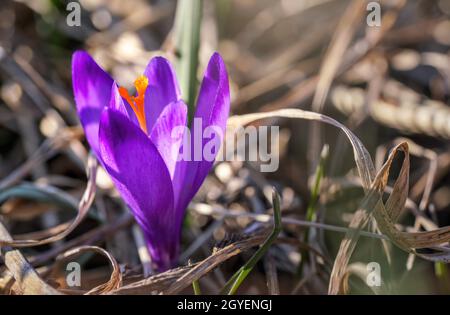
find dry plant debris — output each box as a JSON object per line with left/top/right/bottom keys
{"left": 0, "top": 0, "right": 449, "bottom": 295}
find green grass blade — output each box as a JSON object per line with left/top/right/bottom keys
{"left": 192, "top": 278, "right": 202, "bottom": 295}
{"left": 220, "top": 188, "right": 282, "bottom": 295}
{"left": 298, "top": 144, "right": 329, "bottom": 276}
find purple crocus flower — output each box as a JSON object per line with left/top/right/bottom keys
{"left": 72, "top": 51, "right": 230, "bottom": 271}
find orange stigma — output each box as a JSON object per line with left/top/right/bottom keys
{"left": 119, "top": 75, "right": 149, "bottom": 133}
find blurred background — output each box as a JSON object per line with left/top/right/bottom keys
{"left": 0, "top": 0, "right": 450, "bottom": 294}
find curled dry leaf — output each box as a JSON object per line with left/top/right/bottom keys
{"left": 0, "top": 154, "right": 97, "bottom": 247}
{"left": 52, "top": 245, "right": 122, "bottom": 295}
{"left": 0, "top": 152, "right": 98, "bottom": 294}
{"left": 226, "top": 109, "right": 450, "bottom": 294}
{"left": 329, "top": 142, "right": 450, "bottom": 294}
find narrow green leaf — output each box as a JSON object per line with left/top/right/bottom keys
{"left": 174, "top": 0, "right": 203, "bottom": 123}
{"left": 306, "top": 144, "right": 329, "bottom": 227}
{"left": 192, "top": 279, "right": 202, "bottom": 295}
{"left": 220, "top": 188, "right": 282, "bottom": 295}
{"left": 299, "top": 144, "right": 329, "bottom": 276}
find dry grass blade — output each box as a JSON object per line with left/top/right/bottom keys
{"left": 311, "top": 0, "right": 366, "bottom": 114}
{"left": 328, "top": 143, "right": 409, "bottom": 295}
{"left": 0, "top": 140, "right": 97, "bottom": 295}
{"left": 308, "top": 0, "right": 366, "bottom": 171}
{"left": 53, "top": 245, "right": 122, "bottom": 295}
{"left": 164, "top": 232, "right": 268, "bottom": 295}
{"left": 228, "top": 109, "right": 376, "bottom": 188}
{"left": 110, "top": 232, "right": 268, "bottom": 295}
{"left": 0, "top": 155, "right": 97, "bottom": 247}
{"left": 227, "top": 109, "right": 450, "bottom": 294}
{"left": 342, "top": 262, "right": 383, "bottom": 295}
{"left": 109, "top": 265, "right": 193, "bottom": 295}
{"left": 264, "top": 255, "right": 279, "bottom": 295}
{"left": 330, "top": 143, "right": 450, "bottom": 293}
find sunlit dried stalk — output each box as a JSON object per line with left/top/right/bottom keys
{"left": 332, "top": 85, "right": 450, "bottom": 139}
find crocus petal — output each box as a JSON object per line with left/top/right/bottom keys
{"left": 143, "top": 57, "right": 181, "bottom": 132}
{"left": 173, "top": 53, "right": 230, "bottom": 217}
{"left": 109, "top": 83, "right": 128, "bottom": 116}
{"left": 109, "top": 83, "right": 139, "bottom": 126}
{"left": 98, "top": 108, "right": 178, "bottom": 271}
{"left": 72, "top": 50, "right": 114, "bottom": 157}
{"left": 149, "top": 100, "right": 188, "bottom": 179}
{"left": 194, "top": 52, "right": 230, "bottom": 132}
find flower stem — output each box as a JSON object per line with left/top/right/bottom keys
{"left": 220, "top": 188, "right": 282, "bottom": 295}
{"left": 174, "top": 0, "right": 202, "bottom": 123}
